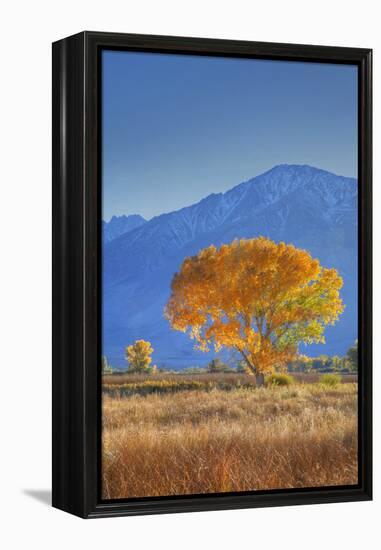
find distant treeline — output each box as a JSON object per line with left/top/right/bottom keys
{"left": 103, "top": 340, "right": 358, "bottom": 376}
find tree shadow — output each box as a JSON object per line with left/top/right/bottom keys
{"left": 23, "top": 489, "right": 51, "bottom": 506}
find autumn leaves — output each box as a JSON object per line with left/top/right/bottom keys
{"left": 165, "top": 237, "right": 344, "bottom": 380}
{"left": 125, "top": 339, "right": 156, "bottom": 374}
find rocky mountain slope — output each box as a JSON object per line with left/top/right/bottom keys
{"left": 102, "top": 165, "right": 358, "bottom": 368}
{"left": 102, "top": 214, "right": 146, "bottom": 244}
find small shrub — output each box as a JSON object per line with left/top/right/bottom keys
{"left": 320, "top": 373, "right": 341, "bottom": 387}
{"left": 266, "top": 373, "right": 294, "bottom": 387}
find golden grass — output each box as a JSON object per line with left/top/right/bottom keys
{"left": 102, "top": 382, "right": 358, "bottom": 499}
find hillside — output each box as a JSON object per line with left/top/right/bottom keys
{"left": 102, "top": 164, "right": 358, "bottom": 368}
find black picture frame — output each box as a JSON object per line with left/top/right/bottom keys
{"left": 52, "top": 31, "right": 372, "bottom": 519}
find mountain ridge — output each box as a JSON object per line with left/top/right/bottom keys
{"left": 102, "top": 213, "right": 146, "bottom": 244}
{"left": 102, "top": 164, "right": 358, "bottom": 368}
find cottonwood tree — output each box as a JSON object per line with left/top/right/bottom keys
{"left": 125, "top": 339, "right": 154, "bottom": 373}
{"left": 346, "top": 340, "right": 358, "bottom": 373}
{"left": 165, "top": 237, "right": 344, "bottom": 386}
{"left": 207, "top": 358, "right": 228, "bottom": 373}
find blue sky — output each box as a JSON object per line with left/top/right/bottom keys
{"left": 102, "top": 50, "right": 357, "bottom": 221}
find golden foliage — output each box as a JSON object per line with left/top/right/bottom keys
{"left": 125, "top": 339, "right": 154, "bottom": 373}
{"left": 165, "top": 237, "right": 344, "bottom": 375}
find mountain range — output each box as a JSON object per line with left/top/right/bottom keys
{"left": 103, "top": 214, "right": 146, "bottom": 244}
{"left": 102, "top": 164, "right": 358, "bottom": 368}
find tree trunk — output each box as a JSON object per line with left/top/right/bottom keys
{"left": 237, "top": 350, "right": 266, "bottom": 387}
{"left": 256, "top": 373, "right": 265, "bottom": 387}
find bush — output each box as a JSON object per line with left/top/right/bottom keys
{"left": 320, "top": 373, "right": 341, "bottom": 387}
{"left": 266, "top": 373, "right": 294, "bottom": 387}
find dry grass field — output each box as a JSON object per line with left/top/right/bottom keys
{"left": 102, "top": 376, "right": 358, "bottom": 499}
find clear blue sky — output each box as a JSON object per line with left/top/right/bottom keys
{"left": 102, "top": 50, "right": 357, "bottom": 221}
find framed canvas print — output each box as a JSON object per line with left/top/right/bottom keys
{"left": 52, "top": 31, "right": 372, "bottom": 518}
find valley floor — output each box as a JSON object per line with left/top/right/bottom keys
{"left": 102, "top": 380, "right": 358, "bottom": 499}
